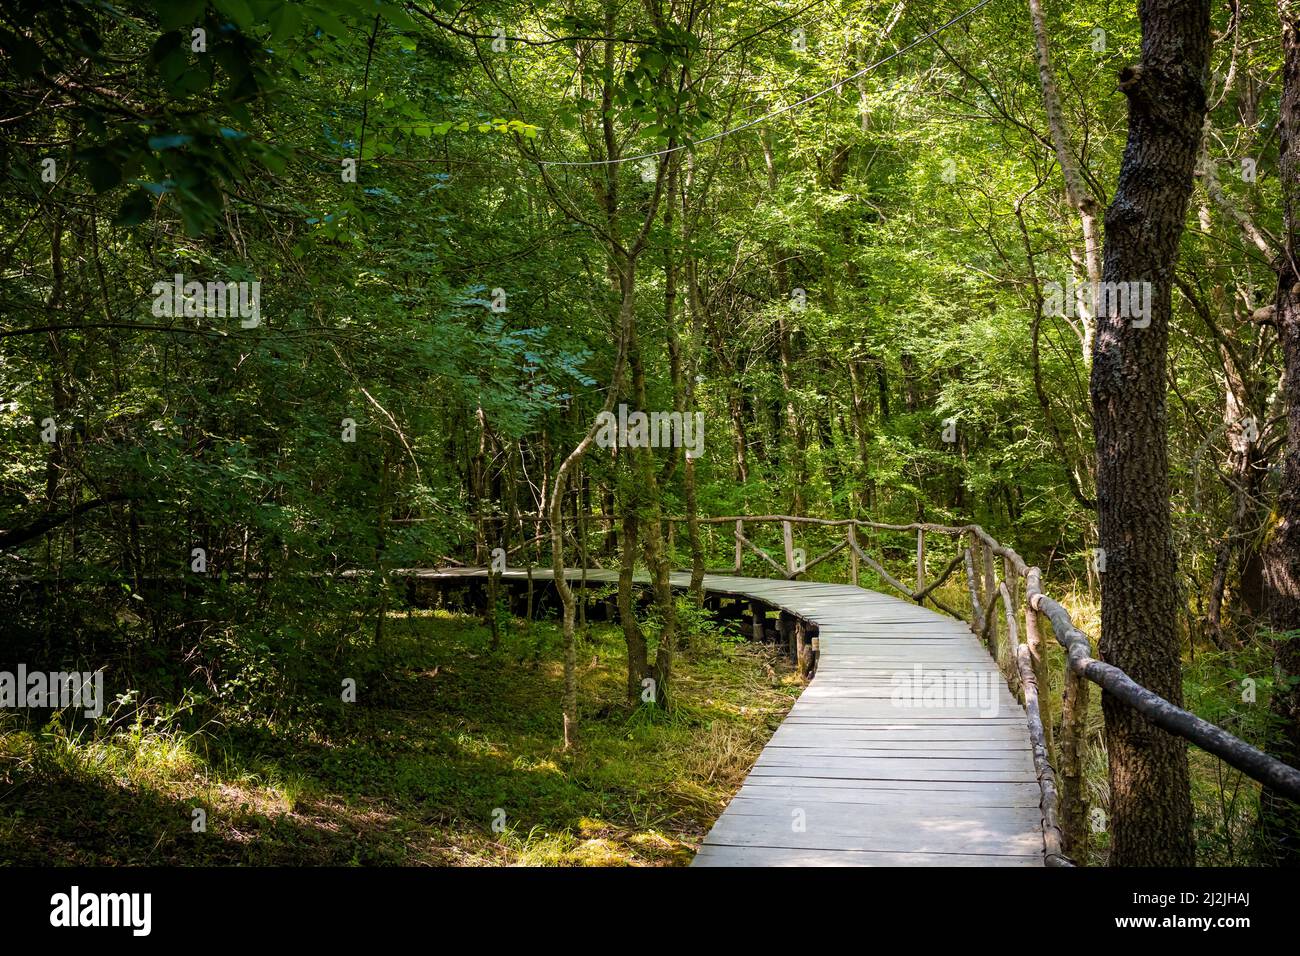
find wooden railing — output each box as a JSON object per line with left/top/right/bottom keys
{"left": 657, "top": 515, "right": 1300, "bottom": 867}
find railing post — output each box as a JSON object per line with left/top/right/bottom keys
{"left": 1025, "top": 601, "right": 1052, "bottom": 756}
{"left": 1003, "top": 556, "right": 1019, "bottom": 686}
{"left": 783, "top": 520, "right": 796, "bottom": 577}
{"left": 964, "top": 544, "right": 983, "bottom": 634}
{"left": 966, "top": 532, "right": 985, "bottom": 633}
{"left": 1060, "top": 641, "right": 1091, "bottom": 861}
{"left": 982, "top": 538, "right": 998, "bottom": 656}
{"left": 916, "top": 528, "right": 926, "bottom": 595}
{"left": 998, "top": 581, "right": 1021, "bottom": 698}
{"left": 1014, "top": 642, "right": 1067, "bottom": 865}
{"left": 734, "top": 519, "right": 743, "bottom": 574}
{"left": 848, "top": 525, "right": 860, "bottom": 586}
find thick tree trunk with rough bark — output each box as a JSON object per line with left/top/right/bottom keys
{"left": 1089, "top": 0, "right": 1209, "bottom": 866}
{"left": 1260, "top": 0, "right": 1300, "bottom": 864}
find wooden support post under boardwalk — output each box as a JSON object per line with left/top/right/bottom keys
{"left": 795, "top": 619, "right": 809, "bottom": 678}
{"left": 526, "top": 565, "right": 534, "bottom": 623}
{"left": 750, "top": 600, "right": 765, "bottom": 643}
{"left": 779, "top": 610, "right": 795, "bottom": 663}
{"left": 799, "top": 621, "right": 819, "bottom": 679}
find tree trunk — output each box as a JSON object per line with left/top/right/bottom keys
{"left": 618, "top": 506, "right": 650, "bottom": 704}
{"left": 847, "top": 355, "right": 876, "bottom": 512}
{"left": 628, "top": 323, "right": 678, "bottom": 706}
{"left": 549, "top": 261, "right": 634, "bottom": 747}
{"left": 662, "top": 156, "right": 706, "bottom": 604}
{"left": 1026, "top": 0, "right": 1102, "bottom": 362}
{"left": 762, "top": 128, "right": 809, "bottom": 513}
{"left": 1089, "top": 0, "right": 1209, "bottom": 866}
{"left": 1260, "top": 0, "right": 1300, "bottom": 864}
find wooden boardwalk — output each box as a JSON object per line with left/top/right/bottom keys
{"left": 420, "top": 567, "right": 1045, "bottom": 866}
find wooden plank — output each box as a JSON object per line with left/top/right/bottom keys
{"left": 745, "top": 765, "right": 1037, "bottom": 784}
{"left": 701, "top": 809, "right": 1042, "bottom": 856}
{"left": 769, "top": 737, "right": 1032, "bottom": 749}
{"left": 765, "top": 745, "right": 1037, "bottom": 758}
{"left": 718, "top": 796, "right": 1041, "bottom": 834}
{"left": 737, "top": 773, "right": 1042, "bottom": 793}
{"left": 785, "top": 706, "right": 1023, "bottom": 720}
{"left": 735, "top": 781, "right": 1041, "bottom": 806}
{"left": 692, "top": 845, "right": 1043, "bottom": 867}
{"left": 752, "top": 753, "right": 1036, "bottom": 774}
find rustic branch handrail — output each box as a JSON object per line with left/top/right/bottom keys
{"left": 847, "top": 534, "right": 916, "bottom": 599}
{"left": 1026, "top": 570, "right": 1300, "bottom": 802}
{"left": 914, "top": 552, "right": 965, "bottom": 604}
{"left": 1014, "top": 638, "right": 1068, "bottom": 865}
{"left": 666, "top": 515, "right": 1032, "bottom": 575}
{"left": 734, "top": 528, "right": 789, "bottom": 577}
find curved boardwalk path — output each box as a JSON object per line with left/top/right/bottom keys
{"left": 420, "top": 567, "right": 1045, "bottom": 867}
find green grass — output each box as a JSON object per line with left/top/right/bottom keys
{"left": 0, "top": 609, "right": 800, "bottom": 866}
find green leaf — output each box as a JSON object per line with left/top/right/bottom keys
{"left": 0, "top": 30, "right": 43, "bottom": 76}
{"left": 114, "top": 189, "right": 154, "bottom": 227}
{"left": 157, "top": 0, "right": 207, "bottom": 31}
{"left": 148, "top": 134, "right": 195, "bottom": 151}
{"left": 380, "top": 3, "right": 420, "bottom": 32}
{"left": 268, "top": 4, "right": 303, "bottom": 42}
{"left": 308, "top": 4, "right": 350, "bottom": 37}
{"left": 76, "top": 150, "right": 122, "bottom": 193}
{"left": 215, "top": 0, "right": 255, "bottom": 29}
